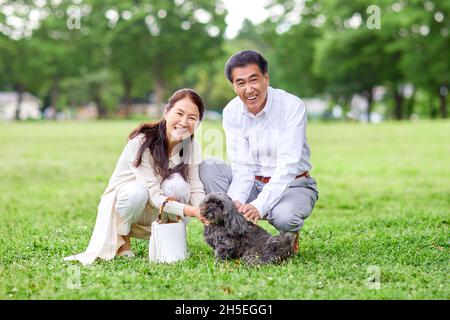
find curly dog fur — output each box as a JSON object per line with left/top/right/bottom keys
{"left": 200, "top": 192, "right": 295, "bottom": 265}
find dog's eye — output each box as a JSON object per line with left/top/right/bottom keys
{"left": 215, "top": 202, "right": 224, "bottom": 209}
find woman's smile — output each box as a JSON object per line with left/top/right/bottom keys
{"left": 165, "top": 97, "right": 200, "bottom": 145}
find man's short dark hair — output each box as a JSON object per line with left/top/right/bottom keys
{"left": 224, "top": 50, "right": 268, "bottom": 82}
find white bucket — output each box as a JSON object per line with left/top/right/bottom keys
{"left": 148, "top": 219, "right": 188, "bottom": 263}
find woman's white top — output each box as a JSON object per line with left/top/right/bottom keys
{"left": 105, "top": 133, "right": 205, "bottom": 215}
{"left": 64, "top": 133, "right": 205, "bottom": 265}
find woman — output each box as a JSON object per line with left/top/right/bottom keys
{"left": 64, "top": 88, "right": 207, "bottom": 265}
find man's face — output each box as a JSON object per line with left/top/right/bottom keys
{"left": 231, "top": 63, "right": 269, "bottom": 115}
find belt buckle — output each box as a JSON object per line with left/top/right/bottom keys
{"left": 255, "top": 175, "right": 270, "bottom": 184}
{"left": 297, "top": 171, "right": 309, "bottom": 179}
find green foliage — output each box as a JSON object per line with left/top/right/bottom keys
{"left": 262, "top": 0, "right": 448, "bottom": 118}
{"left": 261, "top": 1, "right": 326, "bottom": 97}
{"left": 0, "top": 0, "right": 227, "bottom": 116}
{"left": 183, "top": 27, "right": 268, "bottom": 111}
{"left": 0, "top": 0, "right": 448, "bottom": 119}
{"left": 0, "top": 120, "right": 449, "bottom": 299}
{"left": 385, "top": 0, "right": 449, "bottom": 90}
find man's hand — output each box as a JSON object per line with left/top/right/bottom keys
{"left": 241, "top": 204, "right": 260, "bottom": 224}
{"left": 234, "top": 200, "right": 244, "bottom": 211}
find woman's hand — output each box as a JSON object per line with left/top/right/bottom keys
{"left": 234, "top": 200, "right": 243, "bottom": 211}
{"left": 183, "top": 205, "right": 209, "bottom": 225}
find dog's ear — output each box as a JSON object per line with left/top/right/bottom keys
{"left": 223, "top": 197, "right": 248, "bottom": 237}
{"left": 267, "top": 233, "right": 295, "bottom": 254}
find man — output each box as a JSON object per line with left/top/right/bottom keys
{"left": 199, "top": 50, "right": 318, "bottom": 253}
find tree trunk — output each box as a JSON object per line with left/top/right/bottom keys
{"left": 342, "top": 95, "right": 350, "bottom": 120}
{"left": 439, "top": 86, "right": 447, "bottom": 118}
{"left": 364, "top": 89, "right": 373, "bottom": 123}
{"left": 406, "top": 88, "right": 416, "bottom": 119}
{"left": 15, "top": 83, "right": 24, "bottom": 121}
{"left": 123, "top": 78, "right": 133, "bottom": 119}
{"left": 393, "top": 87, "right": 404, "bottom": 120}
{"left": 429, "top": 93, "right": 437, "bottom": 118}
{"left": 154, "top": 77, "right": 166, "bottom": 118}
{"left": 69, "top": 96, "right": 77, "bottom": 120}
{"left": 50, "top": 77, "right": 60, "bottom": 120}
{"left": 203, "top": 67, "right": 216, "bottom": 106}
{"left": 92, "top": 84, "right": 107, "bottom": 119}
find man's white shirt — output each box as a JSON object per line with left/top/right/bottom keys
{"left": 223, "top": 86, "right": 312, "bottom": 217}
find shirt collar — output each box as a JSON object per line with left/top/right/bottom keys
{"left": 241, "top": 86, "right": 273, "bottom": 118}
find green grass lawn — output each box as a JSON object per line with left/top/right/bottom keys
{"left": 0, "top": 119, "right": 448, "bottom": 299}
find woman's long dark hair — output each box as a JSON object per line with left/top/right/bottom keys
{"left": 128, "top": 88, "right": 204, "bottom": 182}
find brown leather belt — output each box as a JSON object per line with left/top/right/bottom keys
{"left": 255, "top": 171, "right": 310, "bottom": 184}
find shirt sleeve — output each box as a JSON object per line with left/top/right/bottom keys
{"left": 187, "top": 140, "right": 206, "bottom": 207}
{"left": 223, "top": 109, "right": 255, "bottom": 204}
{"left": 127, "top": 136, "right": 186, "bottom": 217}
{"left": 251, "top": 100, "right": 307, "bottom": 217}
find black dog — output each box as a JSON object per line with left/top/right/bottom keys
{"left": 200, "top": 192, "right": 295, "bottom": 265}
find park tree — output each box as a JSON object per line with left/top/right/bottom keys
{"left": 30, "top": 4, "right": 82, "bottom": 117}
{"left": 312, "top": 0, "right": 396, "bottom": 122}
{"left": 265, "top": 0, "right": 448, "bottom": 121}
{"left": 73, "top": 0, "right": 125, "bottom": 118}
{"left": 263, "top": 0, "right": 392, "bottom": 120}
{"left": 385, "top": 0, "right": 449, "bottom": 118}
{"left": 102, "top": 0, "right": 227, "bottom": 117}
{"left": 189, "top": 18, "right": 270, "bottom": 110}
{"left": 1, "top": 0, "right": 227, "bottom": 119}
{"left": 107, "top": 10, "right": 152, "bottom": 118}
{"left": 0, "top": 0, "right": 48, "bottom": 119}
{"left": 0, "top": 37, "right": 43, "bottom": 119}
{"left": 0, "top": 0, "right": 106, "bottom": 118}
{"left": 261, "top": 0, "right": 326, "bottom": 99}
{"left": 372, "top": 0, "right": 410, "bottom": 120}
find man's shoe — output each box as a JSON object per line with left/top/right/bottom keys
{"left": 293, "top": 233, "right": 299, "bottom": 254}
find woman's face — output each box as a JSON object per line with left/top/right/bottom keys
{"left": 164, "top": 97, "right": 200, "bottom": 143}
